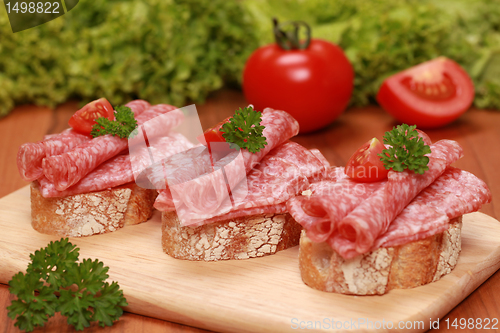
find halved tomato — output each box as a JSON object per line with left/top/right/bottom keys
{"left": 376, "top": 57, "right": 474, "bottom": 128}
{"left": 69, "top": 98, "right": 114, "bottom": 135}
{"left": 345, "top": 138, "right": 388, "bottom": 182}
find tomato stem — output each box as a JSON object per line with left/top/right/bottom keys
{"left": 273, "top": 18, "right": 311, "bottom": 50}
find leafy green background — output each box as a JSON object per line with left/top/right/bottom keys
{"left": 1, "top": 0, "right": 500, "bottom": 117}
{"left": 0, "top": 0, "right": 258, "bottom": 116}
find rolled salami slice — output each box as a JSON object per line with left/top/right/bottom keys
{"left": 151, "top": 145, "right": 213, "bottom": 212}
{"left": 39, "top": 133, "right": 192, "bottom": 197}
{"left": 16, "top": 99, "right": 150, "bottom": 182}
{"left": 38, "top": 155, "right": 133, "bottom": 197}
{"left": 17, "top": 129, "right": 91, "bottom": 181}
{"left": 241, "top": 108, "right": 300, "bottom": 171}
{"left": 374, "top": 167, "right": 491, "bottom": 248}
{"left": 265, "top": 141, "right": 330, "bottom": 182}
{"left": 331, "top": 139, "right": 464, "bottom": 259}
{"left": 232, "top": 156, "right": 310, "bottom": 210}
{"left": 206, "top": 108, "right": 300, "bottom": 196}
{"left": 172, "top": 156, "right": 309, "bottom": 225}
{"left": 43, "top": 104, "right": 183, "bottom": 191}
{"left": 175, "top": 141, "right": 331, "bottom": 225}
{"left": 416, "top": 129, "right": 432, "bottom": 146}
{"left": 124, "top": 99, "right": 151, "bottom": 115}
{"left": 154, "top": 108, "right": 300, "bottom": 215}
{"left": 287, "top": 179, "right": 384, "bottom": 243}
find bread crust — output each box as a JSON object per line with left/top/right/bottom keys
{"left": 31, "top": 182, "right": 157, "bottom": 237}
{"left": 161, "top": 211, "right": 302, "bottom": 261}
{"left": 299, "top": 217, "right": 462, "bottom": 295}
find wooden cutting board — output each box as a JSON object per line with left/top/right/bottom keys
{"left": 1, "top": 186, "right": 500, "bottom": 333}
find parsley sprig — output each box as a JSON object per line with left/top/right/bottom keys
{"left": 90, "top": 105, "right": 138, "bottom": 138}
{"left": 7, "top": 238, "right": 127, "bottom": 332}
{"left": 221, "top": 106, "right": 267, "bottom": 153}
{"left": 378, "top": 124, "right": 432, "bottom": 174}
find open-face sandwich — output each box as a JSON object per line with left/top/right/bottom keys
{"left": 287, "top": 125, "right": 491, "bottom": 295}
{"left": 18, "top": 99, "right": 188, "bottom": 237}
{"left": 152, "top": 106, "right": 334, "bottom": 261}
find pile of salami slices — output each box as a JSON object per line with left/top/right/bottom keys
{"left": 288, "top": 136, "right": 492, "bottom": 259}
{"left": 17, "top": 101, "right": 187, "bottom": 198}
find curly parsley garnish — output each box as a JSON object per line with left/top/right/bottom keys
{"left": 7, "top": 238, "right": 127, "bottom": 332}
{"left": 221, "top": 106, "right": 267, "bottom": 153}
{"left": 378, "top": 124, "right": 432, "bottom": 174}
{"left": 91, "top": 106, "right": 138, "bottom": 139}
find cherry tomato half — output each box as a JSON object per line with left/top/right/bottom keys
{"left": 196, "top": 116, "right": 232, "bottom": 146}
{"left": 243, "top": 39, "right": 354, "bottom": 133}
{"left": 376, "top": 57, "right": 475, "bottom": 128}
{"left": 69, "top": 98, "right": 114, "bottom": 135}
{"left": 345, "top": 138, "right": 388, "bottom": 182}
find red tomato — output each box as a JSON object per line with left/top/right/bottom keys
{"left": 345, "top": 138, "right": 388, "bottom": 182}
{"left": 196, "top": 116, "right": 231, "bottom": 145}
{"left": 243, "top": 39, "right": 354, "bottom": 133}
{"left": 376, "top": 57, "right": 475, "bottom": 128}
{"left": 69, "top": 98, "right": 114, "bottom": 135}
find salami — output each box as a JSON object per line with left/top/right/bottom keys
{"left": 153, "top": 108, "right": 300, "bottom": 216}
{"left": 331, "top": 139, "right": 464, "bottom": 259}
{"left": 38, "top": 155, "right": 132, "bottom": 197}
{"left": 131, "top": 104, "right": 182, "bottom": 142}
{"left": 308, "top": 149, "right": 332, "bottom": 180}
{"left": 130, "top": 132, "right": 195, "bottom": 184}
{"left": 374, "top": 167, "right": 491, "bottom": 248}
{"left": 43, "top": 104, "right": 183, "bottom": 191}
{"left": 124, "top": 99, "right": 151, "bottom": 115}
{"left": 16, "top": 99, "right": 151, "bottom": 182}
{"left": 232, "top": 156, "right": 309, "bottom": 210}
{"left": 416, "top": 129, "right": 432, "bottom": 146}
{"left": 17, "top": 129, "right": 91, "bottom": 181}
{"left": 287, "top": 178, "right": 384, "bottom": 243}
{"left": 152, "top": 145, "right": 214, "bottom": 212}
{"left": 177, "top": 141, "right": 332, "bottom": 225}
{"left": 241, "top": 108, "right": 300, "bottom": 171}
{"left": 159, "top": 138, "right": 327, "bottom": 225}
{"left": 39, "top": 133, "right": 192, "bottom": 197}
{"left": 154, "top": 188, "right": 176, "bottom": 212}
{"left": 173, "top": 155, "right": 309, "bottom": 225}
{"left": 194, "top": 203, "right": 288, "bottom": 226}
{"left": 264, "top": 141, "right": 330, "bottom": 182}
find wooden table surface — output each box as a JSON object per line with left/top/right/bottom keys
{"left": 0, "top": 89, "right": 498, "bottom": 332}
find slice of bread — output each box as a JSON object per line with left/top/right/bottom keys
{"left": 299, "top": 217, "right": 462, "bottom": 295}
{"left": 31, "top": 182, "right": 157, "bottom": 237}
{"left": 161, "top": 211, "right": 302, "bottom": 261}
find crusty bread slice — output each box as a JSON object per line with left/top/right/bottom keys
{"left": 31, "top": 182, "right": 157, "bottom": 237}
{"left": 299, "top": 217, "right": 462, "bottom": 295}
{"left": 161, "top": 211, "right": 302, "bottom": 261}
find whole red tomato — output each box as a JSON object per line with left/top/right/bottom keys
{"left": 243, "top": 20, "right": 353, "bottom": 133}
